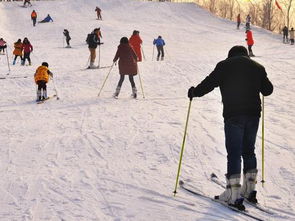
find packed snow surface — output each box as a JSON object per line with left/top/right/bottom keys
{"left": 0, "top": 0, "right": 294, "bottom": 220}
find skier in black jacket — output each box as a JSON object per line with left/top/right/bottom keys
{"left": 63, "top": 29, "right": 71, "bottom": 48}
{"left": 86, "top": 28, "right": 103, "bottom": 68}
{"left": 188, "top": 45, "right": 273, "bottom": 210}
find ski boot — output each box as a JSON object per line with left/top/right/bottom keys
{"left": 215, "top": 174, "right": 245, "bottom": 211}
{"left": 241, "top": 169, "right": 258, "bottom": 204}
{"left": 131, "top": 87, "right": 137, "bottom": 99}
{"left": 113, "top": 86, "right": 121, "bottom": 98}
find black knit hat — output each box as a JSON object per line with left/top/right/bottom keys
{"left": 228, "top": 45, "right": 248, "bottom": 58}
{"left": 42, "top": 62, "right": 49, "bottom": 67}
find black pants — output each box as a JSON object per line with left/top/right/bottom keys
{"left": 66, "top": 37, "right": 70, "bottom": 46}
{"left": 14, "top": 55, "right": 23, "bottom": 61}
{"left": 0, "top": 45, "right": 7, "bottom": 53}
{"left": 156, "top": 45, "right": 164, "bottom": 60}
{"left": 248, "top": 45, "right": 253, "bottom": 54}
{"left": 117, "top": 75, "right": 135, "bottom": 88}
{"left": 32, "top": 18, "right": 36, "bottom": 26}
{"left": 37, "top": 80, "right": 47, "bottom": 93}
{"left": 23, "top": 52, "right": 31, "bottom": 64}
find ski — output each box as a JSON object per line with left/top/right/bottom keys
{"left": 0, "top": 76, "right": 28, "bottom": 80}
{"left": 83, "top": 65, "right": 111, "bottom": 70}
{"left": 36, "top": 95, "right": 57, "bottom": 104}
{"left": 210, "top": 173, "right": 275, "bottom": 215}
{"left": 179, "top": 180, "right": 264, "bottom": 221}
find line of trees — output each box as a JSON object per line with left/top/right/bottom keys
{"left": 194, "top": 0, "right": 294, "bottom": 32}
{"left": 141, "top": 0, "right": 294, "bottom": 32}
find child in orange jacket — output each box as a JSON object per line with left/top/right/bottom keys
{"left": 245, "top": 30, "right": 254, "bottom": 57}
{"left": 34, "top": 62, "right": 53, "bottom": 101}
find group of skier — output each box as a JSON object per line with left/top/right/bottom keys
{"left": 2, "top": 2, "right": 276, "bottom": 213}
{"left": 12, "top": 37, "right": 33, "bottom": 65}
{"left": 282, "top": 26, "right": 295, "bottom": 44}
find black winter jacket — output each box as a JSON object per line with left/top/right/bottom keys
{"left": 192, "top": 56, "right": 273, "bottom": 119}
{"left": 87, "top": 32, "right": 100, "bottom": 49}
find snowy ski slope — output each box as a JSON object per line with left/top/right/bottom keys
{"left": 0, "top": 0, "right": 294, "bottom": 220}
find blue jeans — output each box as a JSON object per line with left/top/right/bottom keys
{"left": 224, "top": 115, "right": 259, "bottom": 177}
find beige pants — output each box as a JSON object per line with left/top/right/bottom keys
{"left": 89, "top": 48, "right": 96, "bottom": 63}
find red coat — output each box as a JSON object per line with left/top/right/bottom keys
{"left": 246, "top": 31, "right": 254, "bottom": 46}
{"left": 22, "top": 43, "right": 33, "bottom": 53}
{"left": 113, "top": 43, "right": 138, "bottom": 75}
{"left": 129, "top": 34, "right": 142, "bottom": 62}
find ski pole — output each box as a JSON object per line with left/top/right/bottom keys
{"left": 173, "top": 98, "right": 192, "bottom": 196}
{"left": 85, "top": 55, "right": 90, "bottom": 68}
{"left": 6, "top": 47, "right": 11, "bottom": 74}
{"left": 51, "top": 77, "right": 60, "bottom": 100}
{"left": 98, "top": 44, "right": 101, "bottom": 68}
{"left": 137, "top": 67, "right": 145, "bottom": 99}
{"left": 97, "top": 62, "right": 115, "bottom": 97}
{"left": 152, "top": 45, "right": 155, "bottom": 61}
{"left": 261, "top": 96, "right": 265, "bottom": 187}
{"left": 141, "top": 46, "right": 146, "bottom": 61}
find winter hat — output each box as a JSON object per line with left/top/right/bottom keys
{"left": 227, "top": 45, "right": 248, "bottom": 58}
{"left": 42, "top": 62, "right": 49, "bottom": 67}
{"left": 158, "top": 36, "right": 162, "bottom": 38}
{"left": 120, "top": 37, "right": 129, "bottom": 44}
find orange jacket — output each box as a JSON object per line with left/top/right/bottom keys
{"left": 31, "top": 11, "right": 37, "bottom": 19}
{"left": 34, "top": 66, "right": 50, "bottom": 83}
{"left": 246, "top": 31, "right": 254, "bottom": 46}
{"left": 129, "top": 34, "right": 142, "bottom": 61}
{"left": 13, "top": 42, "right": 23, "bottom": 56}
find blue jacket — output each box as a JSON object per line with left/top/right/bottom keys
{"left": 42, "top": 15, "right": 53, "bottom": 22}
{"left": 153, "top": 38, "right": 165, "bottom": 46}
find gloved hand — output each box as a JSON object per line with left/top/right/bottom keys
{"left": 188, "top": 86, "right": 195, "bottom": 100}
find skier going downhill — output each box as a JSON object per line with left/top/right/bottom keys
{"left": 34, "top": 62, "right": 53, "bottom": 102}
{"left": 187, "top": 45, "right": 273, "bottom": 211}
{"left": 113, "top": 37, "right": 138, "bottom": 99}
{"left": 153, "top": 36, "right": 165, "bottom": 61}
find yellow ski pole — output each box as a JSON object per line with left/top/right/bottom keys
{"left": 97, "top": 63, "right": 115, "bottom": 97}
{"left": 261, "top": 96, "right": 265, "bottom": 187}
{"left": 173, "top": 99, "right": 192, "bottom": 196}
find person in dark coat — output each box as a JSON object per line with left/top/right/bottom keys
{"left": 63, "top": 29, "right": 71, "bottom": 48}
{"left": 87, "top": 28, "right": 103, "bottom": 68}
{"left": 282, "top": 26, "right": 289, "bottom": 43}
{"left": 188, "top": 45, "right": 273, "bottom": 210}
{"left": 95, "top": 7, "right": 102, "bottom": 20}
{"left": 113, "top": 37, "right": 138, "bottom": 98}
{"left": 38, "top": 14, "right": 53, "bottom": 23}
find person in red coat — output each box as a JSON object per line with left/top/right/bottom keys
{"left": 245, "top": 30, "right": 254, "bottom": 57}
{"left": 113, "top": 37, "right": 138, "bottom": 98}
{"left": 129, "top": 30, "right": 142, "bottom": 62}
{"left": 237, "top": 14, "right": 241, "bottom": 30}
{"left": 22, "top": 37, "right": 33, "bottom": 65}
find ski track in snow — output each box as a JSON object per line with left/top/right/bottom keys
{"left": 0, "top": 0, "right": 294, "bottom": 220}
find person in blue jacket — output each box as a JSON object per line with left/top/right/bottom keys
{"left": 153, "top": 36, "right": 165, "bottom": 61}
{"left": 38, "top": 14, "right": 53, "bottom": 23}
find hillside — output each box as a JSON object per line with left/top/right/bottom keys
{"left": 0, "top": 0, "right": 294, "bottom": 220}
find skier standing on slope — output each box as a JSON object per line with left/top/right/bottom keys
{"left": 153, "top": 36, "right": 165, "bottom": 61}
{"left": 245, "top": 14, "right": 251, "bottom": 30}
{"left": 23, "top": 0, "right": 32, "bottom": 7}
{"left": 129, "top": 30, "right": 143, "bottom": 62}
{"left": 237, "top": 14, "right": 241, "bottom": 30}
{"left": 282, "top": 26, "right": 289, "bottom": 43}
{"left": 245, "top": 30, "right": 254, "bottom": 57}
{"left": 86, "top": 28, "right": 103, "bottom": 69}
{"left": 31, "top": 10, "right": 37, "bottom": 26}
{"left": 12, "top": 39, "right": 23, "bottom": 65}
{"left": 187, "top": 45, "right": 273, "bottom": 210}
{"left": 113, "top": 37, "right": 138, "bottom": 99}
{"left": 63, "top": 29, "right": 71, "bottom": 48}
{"left": 0, "top": 38, "right": 7, "bottom": 54}
{"left": 290, "top": 27, "right": 294, "bottom": 45}
{"left": 34, "top": 62, "right": 53, "bottom": 102}
{"left": 95, "top": 6, "right": 102, "bottom": 20}
{"left": 22, "top": 37, "right": 33, "bottom": 65}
